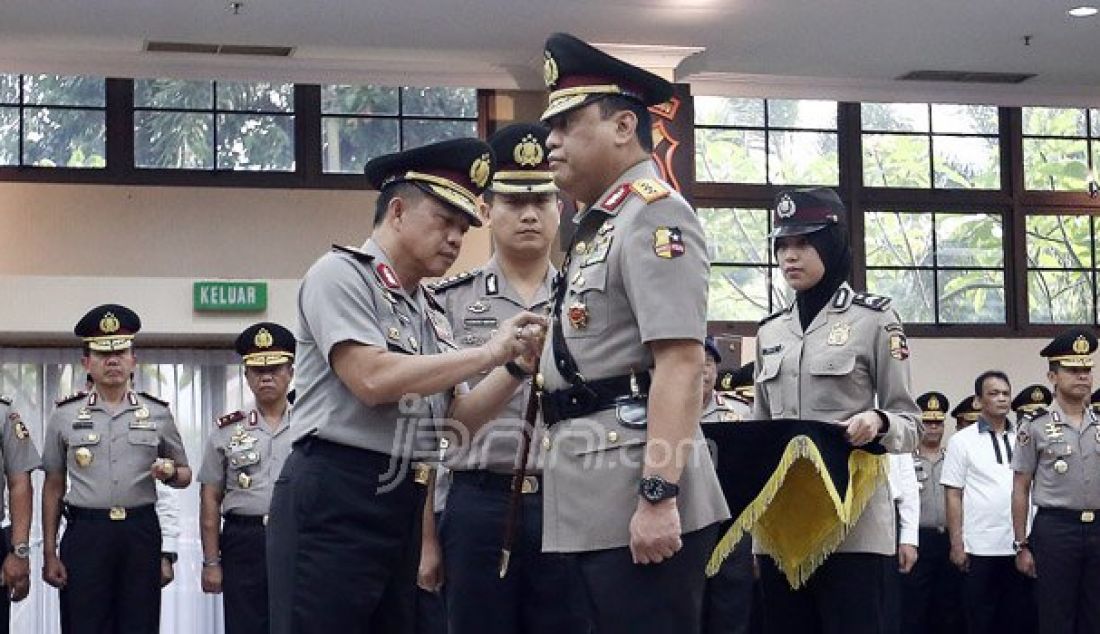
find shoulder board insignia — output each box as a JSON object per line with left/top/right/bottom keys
{"left": 427, "top": 269, "right": 479, "bottom": 293}
{"left": 601, "top": 183, "right": 633, "bottom": 212}
{"left": 852, "top": 292, "right": 892, "bottom": 311}
{"left": 759, "top": 305, "right": 792, "bottom": 326}
{"left": 422, "top": 287, "right": 446, "bottom": 314}
{"left": 631, "top": 178, "right": 670, "bottom": 204}
{"left": 55, "top": 391, "right": 87, "bottom": 406}
{"left": 139, "top": 391, "right": 170, "bottom": 407}
{"left": 0, "top": 395, "right": 10, "bottom": 406}
{"left": 331, "top": 244, "right": 375, "bottom": 263}
{"left": 218, "top": 410, "right": 246, "bottom": 428}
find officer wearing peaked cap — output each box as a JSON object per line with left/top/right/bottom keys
{"left": 1012, "top": 384, "right": 1052, "bottom": 425}
{"left": 717, "top": 361, "right": 755, "bottom": 406}
{"left": 199, "top": 322, "right": 296, "bottom": 634}
{"left": 752, "top": 187, "right": 919, "bottom": 634}
{"left": 1012, "top": 328, "right": 1100, "bottom": 634}
{"left": 266, "top": 139, "right": 547, "bottom": 634}
{"left": 538, "top": 32, "right": 729, "bottom": 634}
{"left": 950, "top": 396, "right": 981, "bottom": 431}
{"left": 41, "top": 304, "right": 191, "bottom": 634}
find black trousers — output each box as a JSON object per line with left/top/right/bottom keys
{"left": 59, "top": 505, "right": 162, "bottom": 634}
{"left": 962, "top": 554, "right": 1036, "bottom": 634}
{"left": 0, "top": 527, "right": 9, "bottom": 634}
{"left": 441, "top": 472, "right": 591, "bottom": 634}
{"left": 267, "top": 437, "right": 424, "bottom": 634}
{"left": 1031, "top": 509, "right": 1100, "bottom": 634}
{"left": 760, "top": 552, "right": 890, "bottom": 634}
{"left": 222, "top": 516, "right": 269, "bottom": 634}
{"left": 703, "top": 530, "right": 754, "bottom": 634}
{"left": 573, "top": 523, "right": 720, "bottom": 634}
{"left": 899, "top": 528, "right": 964, "bottom": 634}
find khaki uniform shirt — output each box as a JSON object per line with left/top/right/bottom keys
{"left": 291, "top": 239, "right": 457, "bottom": 458}
{"left": 752, "top": 284, "right": 920, "bottom": 555}
{"left": 701, "top": 393, "right": 753, "bottom": 425}
{"left": 0, "top": 397, "right": 43, "bottom": 516}
{"left": 1012, "top": 400, "right": 1100, "bottom": 510}
{"left": 42, "top": 390, "right": 189, "bottom": 508}
{"left": 431, "top": 257, "right": 555, "bottom": 474}
{"left": 198, "top": 406, "right": 294, "bottom": 516}
{"left": 914, "top": 449, "right": 947, "bottom": 529}
{"left": 537, "top": 160, "right": 730, "bottom": 552}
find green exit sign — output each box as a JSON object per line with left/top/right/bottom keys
{"left": 194, "top": 281, "right": 267, "bottom": 312}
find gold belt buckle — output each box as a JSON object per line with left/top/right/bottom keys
{"left": 109, "top": 507, "right": 127, "bottom": 521}
{"left": 413, "top": 463, "right": 431, "bottom": 486}
{"left": 1082, "top": 510, "right": 1095, "bottom": 523}
{"left": 520, "top": 476, "right": 539, "bottom": 495}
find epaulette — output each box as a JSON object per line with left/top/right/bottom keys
{"left": 55, "top": 391, "right": 87, "bottom": 406}
{"left": 139, "top": 391, "right": 170, "bottom": 407}
{"left": 331, "top": 244, "right": 375, "bottom": 264}
{"left": 218, "top": 410, "right": 246, "bottom": 428}
{"left": 0, "top": 395, "right": 10, "bottom": 406}
{"left": 427, "top": 269, "right": 479, "bottom": 293}
{"left": 852, "top": 292, "right": 892, "bottom": 311}
{"left": 631, "top": 178, "right": 670, "bottom": 204}
{"left": 759, "top": 305, "right": 792, "bottom": 327}
{"left": 422, "top": 286, "right": 447, "bottom": 313}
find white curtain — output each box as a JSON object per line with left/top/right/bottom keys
{"left": 0, "top": 347, "right": 248, "bottom": 634}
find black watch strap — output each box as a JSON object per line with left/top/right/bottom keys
{"left": 504, "top": 360, "right": 530, "bottom": 379}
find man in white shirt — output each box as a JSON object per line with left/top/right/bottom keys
{"left": 884, "top": 453, "right": 919, "bottom": 634}
{"left": 941, "top": 370, "right": 1036, "bottom": 634}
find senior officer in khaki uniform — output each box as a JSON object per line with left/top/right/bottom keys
{"left": 41, "top": 304, "right": 191, "bottom": 634}
{"left": 1011, "top": 329, "right": 1100, "bottom": 634}
{"left": 199, "top": 322, "right": 296, "bottom": 634}
{"left": 0, "top": 395, "right": 42, "bottom": 628}
{"left": 425, "top": 123, "right": 589, "bottom": 634}
{"left": 266, "top": 139, "right": 546, "bottom": 634}
{"left": 752, "top": 188, "right": 920, "bottom": 634}
{"left": 537, "top": 32, "right": 730, "bottom": 634}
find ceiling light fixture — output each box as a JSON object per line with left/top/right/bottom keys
{"left": 1067, "top": 5, "right": 1098, "bottom": 17}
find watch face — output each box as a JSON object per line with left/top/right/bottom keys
{"left": 641, "top": 477, "right": 665, "bottom": 500}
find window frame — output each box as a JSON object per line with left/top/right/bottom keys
{"left": 0, "top": 73, "right": 108, "bottom": 169}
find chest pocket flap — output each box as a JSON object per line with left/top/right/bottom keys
{"left": 228, "top": 449, "right": 261, "bottom": 469}
{"left": 128, "top": 430, "right": 159, "bottom": 446}
{"left": 808, "top": 353, "right": 857, "bottom": 376}
{"left": 564, "top": 263, "right": 610, "bottom": 339}
{"left": 69, "top": 431, "right": 103, "bottom": 447}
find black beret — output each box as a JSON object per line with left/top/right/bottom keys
{"left": 75, "top": 304, "right": 141, "bottom": 351}
{"left": 364, "top": 138, "right": 494, "bottom": 227}
{"left": 1039, "top": 327, "right": 1097, "bottom": 368}
{"left": 487, "top": 123, "right": 557, "bottom": 194}
{"left": 541, "top": 32, "right": 673, "bottom": 121}
{"left": 770, "top": 188, "right": 845, "bottom": 239}
{"left": 235, "top": 322, "right": 296, "bottom": 367}
{"left": 915, "top": 391, "right": 949, "bottom": 422}
{"left": 1011, "top": 384, "right": 1051, "bottom": 414}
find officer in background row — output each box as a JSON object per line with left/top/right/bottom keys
{"left": 1012, "top": 328, "right": 1100, "bottom": 634}
{"left": 41, "top": 304, "right": 191, "bottom": 634}
{"left": 700, "top": 338, "right": 754, "bottom": 634}
{"left": 901, "top": 392, "right": 964, "bottom": 634}
{"left": 716, "top": 362, "right": 754, "bottom": 406}
{"left": 1011, "top": 384, "right": 1051, "bottom": 427}
{"left": 949, "top": 397, "right": 980, "bottom": 431}
{"left": 0, "top": 392, "right": 42, "bottom": 632}
{"left": 266, "top": 139, "right": 546, "bottom": 634}
{"left": 537, "top": 32, "right": 730, "bottom": 634}
{"left": 199, "top": 322, "right": 296, "bottom": 634}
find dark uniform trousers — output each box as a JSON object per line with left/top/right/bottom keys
{"left": 441, "top": 471, "right": 591, "bottom": 634}
{"left": 59, "top": 504, "right": 162, "bottom": 634}
{"left": 760, "top": 552, "right": 890, "bottom": 634}
{"left": 0, "top": 527, "right": 10, "bottom": 634}
{"left": 1031, "top": 509, "right": 1100, "bottom": 634}
{"left": 962, "top": 555, "right": 1036, "bottom": 634}
{"left": 899, "top": 528, "right": 964, "bottom": 634}
{"left": 267, "top": 436, "right": 424, "bottom": 634}
{"left": 703, "top": 528, "right": 754, "bottom": 634}
{"left": 573, "top": 523, "right": 720, "bottom": 634}
{"left": 222, "top": 514, "right": 270, "bottom": 634}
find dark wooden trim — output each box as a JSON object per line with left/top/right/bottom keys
{"left": 104, "top": 78, "right": 133, "bottom": 178}
{"left": 477, "top": 89, "right": 494, "bottom": 137}
{"left": 295, "top": 84, "right": 322, "bottom": 182}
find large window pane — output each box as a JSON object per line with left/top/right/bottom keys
{"left": 216, "top": 82, "right": 293, "bottom": 112}
{"left": 0, "top": 74, "right": 18, "bottom": 103}
{"left": 1022, "top": 138, "right": 1089, "bottom": 191}
{"left": 866, "top": 269, "right": 935, "bottom": 323}
{"left": 936, "top": 214, "right": 1003, "bottom": 267}
{"left": 699, "top": 207, "right": 770, "bottom": 264}
{"left": 932, "top": 136, "right": 1000, "bottom": 189}
{"left": 216, "top": 114, "right": 294, "bottom": 171}
{"left": 400, "top": 87, "right": 477, "bottom": 118}
{"left": 768, "top": 131, "right": 838, "bottom": 185}
{"left": 708, "top": 265, "right": 772, "bottom": 321}
{"left": 938, "top": 270, "right": 1005, "bottom": 323}
{"left": 864, "top": 211, "right": 932, "bottom": 267}
{"left": 1026, "top": 215, "right": 1092, "bottom": 269}
{"left": 134, "top": 112, "right": 214, "bottom": 169}
{"left": 23, "top": 75, "right": 104, "bottom": 107}
{"left": 862, "top": 134, "right": 931, "bottom": 187}
{"left": 322, "top": 85, "right": 399, "bottom": 115}
{"left": 695, "top": 128, "right": 766, "bottom": 183}
{"left": 931, "top": 104, "right": 998, "bottom": 135}
{"left": 0, "top": 107, "right": 17, "bottom": 165}
{"left": 767, "top": 99, "right": 837, "bottom": 129}
{"left": 1092, "top": 108, "right": 1100, "bottom": 137}
{"left": 861, "top": 103, "right": 929, "bottom": 133}
{"left": 23, "top": 108, "right": 105, "bottom": 167}
{"left": 1023, "top": 107, "right": 1087, "bottom": 137}
{"left": 321, "top": 117, "right": 399, "bottom": 174}
{"left": 135, "top": 79, "right": 213, "bottom": 109}
{"left": 402, "top": 119, "right": 477, "bottom": 150}
{"left": 1028, "top": 270, "right": 1093, "bottom": 323}
{"left": 694, "top": 96, "right": 763, "bottom": 127}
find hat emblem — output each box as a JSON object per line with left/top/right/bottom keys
{"left": 514, "top": 134, "right": 544, "bottom": 167}
{"left": 99, "top": 312, "right": 120, "bottom": 334}
{"left": 543, "top": 51, "right": 559, "bottom": 88}
{"left": 928, "top": 395, "right": 940, "bottom": 411}
{"left": 1073, "top": 335, "right": 1090, "bottom": 354}
{"left": 776, "top": 194, "right": 796, "bottom": 219}
{"left": 470, "top": 153, "right": 491, "bottom": 189}
{"left": 254, "top": 328, "right": 274, "bottom": 349}
{"left": 1031, "top": 388, "right": 1044, "bottom": 403}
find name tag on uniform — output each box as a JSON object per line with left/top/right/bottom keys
{"left": 72, "top": 420, "right": 93, "bottom": 429}
{"left": 464, "top": 317, "right": 498, "bottom": 328}
{"left": 762, "top": 345, "right": 783, "bottom": 355}
{"left": 129, "top": 420, "right": 156, "bottom": 430}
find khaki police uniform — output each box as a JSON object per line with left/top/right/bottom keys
{"left": 42, "top": 389, "right": 188, "bottom": 634}
{"left": 0, "top": 396, "right": 43, "bottom": 634}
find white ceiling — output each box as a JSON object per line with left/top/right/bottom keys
{"left": 2, "top": 0, "right": 1099, "bottom": 105}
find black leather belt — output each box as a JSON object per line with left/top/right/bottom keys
{"left": 224, "top": 513, "right": 267, "bottom": 527}
{"left": 65, "top": 504, "right": 156, "bottom": 522}
{"left": 1038, "top": 507, "right": 1097, "bottom": 523}
{"left": 452, "top": 470, "right": 541, "bottom": 495}
{"left": 542, "top": 373, "right": 651, "bottom": 426}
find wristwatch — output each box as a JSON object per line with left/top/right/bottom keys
{"left": 504, "top": 360, "right": 530, "bottom": 379}
{"left": 11, "top": 543, "right": 30, "bottom": 559}
{"left": 1012, "top": 539, "right": 1030, "bottom": 553}
{"left": 161, "top": 551, "right": 178, "bottom": 564}
{"left": 638, "top": 475, "right": 680, "bottom": 504}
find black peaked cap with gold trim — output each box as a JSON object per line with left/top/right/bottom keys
{"left": 915, "top": 391, "right": 949, "bottom": 422}
{"left": 1040, "top": 327, "right": 1097, "bottom": 368}
{"left": 487, "top": 123, "right": 557, "bottom": 194}
{"left": 75, "top": 304, "right": 141, "bottom": 352}
{"left": 1011, "top": 384, "right": 1051, "bottom": 414}
{"left": 541, "top": 32, "right": 673, "bottom": 121}
{"left": 717, "top": 362, "right": 755, "bottom": 402}
{"left": 950, "top": 396, "right": 981, "bottom": 422}
{"left": 770, "top": 187, "right": 845, "bottom": 239}
{"left": 235, "top": 322, "right": 296, "bottom": 367}
{"left": 364, "top": 138, "right": 494, "bottom": 227}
